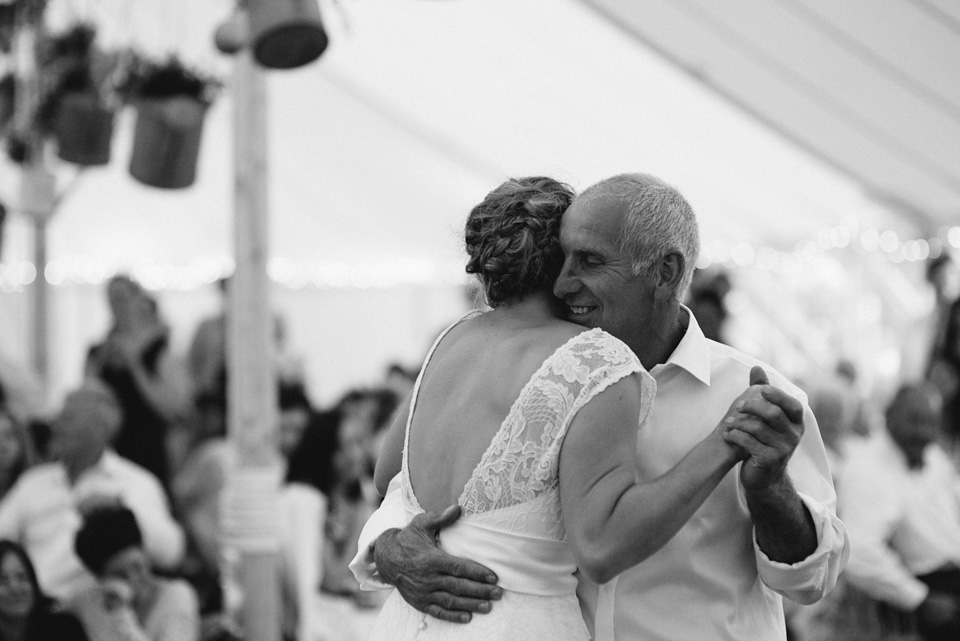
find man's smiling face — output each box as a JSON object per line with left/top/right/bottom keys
{"left": 553, "top": 194, "right": 656, "bottom": 354}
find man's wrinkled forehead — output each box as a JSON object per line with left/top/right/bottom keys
{"left": 561, "top": 194, "right": 626, "bottom": 241}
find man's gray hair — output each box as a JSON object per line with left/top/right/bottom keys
{"left": 581, "top": 173, "right": 700, "bottom": 301}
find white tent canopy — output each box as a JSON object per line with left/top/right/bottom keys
{"left": 0, "top": 0, "right": 952, "bottom": 404}
{"left": 3, "top": 0, "right": 929, "bottom": 274}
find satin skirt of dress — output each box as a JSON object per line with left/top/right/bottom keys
{"left": 367, "top": 588, "right": 589, "bottom": 641}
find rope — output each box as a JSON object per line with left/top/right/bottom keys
{"left": 220, "top": 463, "right": 283, "bottom": 552}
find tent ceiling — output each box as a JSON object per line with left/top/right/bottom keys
{"left": 1, "top": 0, "right": 947, "bottom": 283}
{"left": 584, "top": 0, "right": 960, "bottom": 230}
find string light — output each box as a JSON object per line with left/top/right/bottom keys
{"left": 1, "top": 224, "right": 956, "bottom": 290}
{"left": 694, "top": 224, "right": 958, "bottom": 272}
{"left": 0, "top": 256, "right": 468, "bottom": 290}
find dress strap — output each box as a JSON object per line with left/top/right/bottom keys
{"left": 400, "top": 309, "right": 483, "bottom": 511}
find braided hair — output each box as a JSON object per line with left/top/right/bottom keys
{"left": 465, "top": 177, "right": 574, "bottom": 307}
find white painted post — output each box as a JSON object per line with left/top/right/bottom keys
{"left": 222, "top": 43, "right": 282, "bottom": 641}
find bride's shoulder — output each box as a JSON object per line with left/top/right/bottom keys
{"left": 562, "top": 328, "right": 640, "bottom": 365}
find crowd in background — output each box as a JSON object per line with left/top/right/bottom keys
{"left": 0, "top": 274, "right": 415, "bottom": 641}
{"left": 0, "top": 253, "right": 957, "bottom": 641}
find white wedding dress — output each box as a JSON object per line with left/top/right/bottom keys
{"left": 367, "top": 312, "right": 653, "bottom": 641}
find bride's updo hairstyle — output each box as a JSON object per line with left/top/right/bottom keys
{"left": 465, "top": 176, "right": 574, "bottom": 307}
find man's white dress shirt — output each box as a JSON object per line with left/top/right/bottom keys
{"left": 352, "top": 310, "right": 848, "bottom": 641}
{"left": 839, "top": 431, "right": 960, "bottom": 609}
{"left": 0, "top": 451, "right": 185, "bottom": 600}
{"left": 575, "top": 310, "right": 848, "bottom": 641}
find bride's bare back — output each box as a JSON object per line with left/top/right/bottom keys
{"left": 407, "top": 303, "right": 584, "bottom": 512}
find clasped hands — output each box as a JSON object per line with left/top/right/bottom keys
{"left": 721, "top": 366, "right": 806, "bottom": 492}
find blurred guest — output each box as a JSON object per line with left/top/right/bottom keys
{"left": 71, "top": 506, "right": 199, "bottom": 641}
{"left": 86, "top": 275, "right": 186, "bottom": 489}
{"left": 807, "top": 382, "right": 855, "bottom": 478}
{"left": 276, "top": 382, "right": 326, "bottom": 641}
{"left": 316, "top": 388, "right": 397, "bottom": 633}
{"left": 170, "top": 387, "right": 230, "bottom": 615}
{"left": 310, "top": 389, "right": 397, "bottom": 641}
{"left": 926, "top": 255, "right": 960, "bottom": 452}
{"left": 0, "top": 382, "right": 185, "bottom": 601}
{"left": 383, "top": 363, "right": 416, "bottom": 403}
{"left": 834, "top": 358, "right": 877, "bottom": 438}
{"left": 0, "top": 354, "right": 45, "bottom": 428}
{"left": 685, "top": 268, "right": 730, "bottom": 344}
{"left": 0, "top": 407, "right": 30, "bottom": 502}
{"left": 186, "top": 278, "right": 230, "bottom": 403}
{"left": 187, "top": 277, "right": 299, "bottom": 403}
{"left": 0, "top": 539, "right": 88, "bottom": 641}
{"left": 174, "top": 381, "right": 327, "bottom": 641}
{"left": 839, "top": 383, "right": 960, "bottom": 641}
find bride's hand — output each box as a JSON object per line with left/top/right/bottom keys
{"left": 712, "top": 388, "right": 766, "bottom": 462}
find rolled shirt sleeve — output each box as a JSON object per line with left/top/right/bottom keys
{"left": 349, "top": 474, "right": 411, "bottom": 591}
{"left": 754, "top": 492, "right": 850, "bottom": 605}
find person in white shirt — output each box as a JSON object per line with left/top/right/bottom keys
{"left": 839, "top": 383, "right": 960, "bottom": 641}
{"left": 351, "top": 173, "right": 849, "bottom": 640}
{"left": 0, "top": 381, "right": 185, "bottom": 601}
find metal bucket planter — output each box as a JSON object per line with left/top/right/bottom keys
{"left": 128, "top": 96, "right": 207, "bottom": 189}
{"left": 54, "top": 93, "right": 115, "bottom": 166}
{"left": 249, "top": 0, "right": 328, "bottom": 69}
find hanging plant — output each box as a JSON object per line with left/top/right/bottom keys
{"left": 1, "top": 20, "right": 126, "bottom": 166}
{"left": 0, "top": 0, "right": 50, "bottom": 163}
{"left": 37, "top": 23, "right": 121, "bottom": 166}
{"left": 120, "top": 56, "right": 221, "bottom": 189}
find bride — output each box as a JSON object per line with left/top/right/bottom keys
{"left": 362, "top": 176, "right": 757, "bottom": 640}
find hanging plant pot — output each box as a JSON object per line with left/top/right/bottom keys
{"left": 249, "top": 0, "right": 328, "bottom": 69}
{"left": 54, "top": 93, "right": 115, "bottom": 166}
{"left": 128, "top": 96, "right": 207, "bottom": 189}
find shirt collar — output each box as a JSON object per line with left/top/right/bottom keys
{"left": 651, "top": 305, "right": 712, "bottom": 386}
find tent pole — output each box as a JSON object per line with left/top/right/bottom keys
{"left": 31, "top": 216, "right": 48, "bottom": 384}
{"left": 12, "top": 23, "right": 52, "bottom": 394}
{"left": 224, "top": 42, "right": 282, "bottom": 641}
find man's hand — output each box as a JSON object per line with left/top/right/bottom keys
{"left": 723, "top": 366, "right": 805, "bottom": 491}
{"left": 722, "top": 366, "right": 817, "bottom": 563}
{"left": 374, "top": 504, "right": 502, "bottom": 623}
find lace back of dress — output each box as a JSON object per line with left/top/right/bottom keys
{"left": 458, "top": 329, "right": 646, "bottom": 540}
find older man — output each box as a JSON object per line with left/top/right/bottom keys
{"left": 0, "top": 381, "right": 185, "bottom": 601}
{"left": 353, "top": 174, "right": 848, "bottom": 640}
{"left": 840, "top": 383, "right": 960, "bottom": 641}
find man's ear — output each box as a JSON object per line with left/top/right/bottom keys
{"left": 654, "top": 252, "right": 685, "bottom": 302}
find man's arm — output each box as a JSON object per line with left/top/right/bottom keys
{"left": 372, "top": 506, "right": 502, "bottom": 623}
{"left": 724, "top": 367, "right": 849, "bottom": 606}
{"left": 723, "top": 367, "right": 817, "bottom": 562}
{"left": 349, "top": 476, "right": 502, "bottom": 624}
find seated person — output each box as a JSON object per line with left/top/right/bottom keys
{"left": 0, "top": 539, "right": 88, "bottom": 641}
{"left": 71, "top": 506, "right": 199, "bottom": 641}
{"left": 0, "top": 405, "right": 31, "bottom": 501}
{"left": 839, "top": 383, "right": 960, "bottom": 641}
{"left": 0, "top": 382, "right": 185, "bottom": 601}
